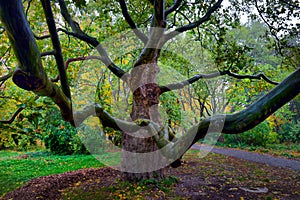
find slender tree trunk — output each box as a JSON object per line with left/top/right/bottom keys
{"left": 121, "top": 61, "right": 165, "bottom": 181}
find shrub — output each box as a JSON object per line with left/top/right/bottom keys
{"left": 0, "top": 123, "right": 39, "bottom": 150}
{"left": 222, "top": 121, "right": 280, "bottom": 147}
{"left": 43, "top": 121, "right": 89, "bottom": 155}
{"left": 277, "top": 120, "right": 300, "bottom": 143}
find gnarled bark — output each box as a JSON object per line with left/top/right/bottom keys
{"left": 121, "top": 62, "right": 164, "bottom": 181}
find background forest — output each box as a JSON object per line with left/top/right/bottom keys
{"left": 1, "top": 15, "right": 299, "bottom": 155}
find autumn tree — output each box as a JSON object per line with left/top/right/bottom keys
{"left": 0, "top": 0, "right": 299, "bottom": 181}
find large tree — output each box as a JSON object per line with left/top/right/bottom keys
{"left": 0, "top": 0, "right": 299, "bottom": 181}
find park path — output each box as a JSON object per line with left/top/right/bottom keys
{"left": 191, "top": 144, "right": 300, "bottom": 171}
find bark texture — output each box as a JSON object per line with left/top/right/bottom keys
{"left": 121, "top": 62, "right": 165, "bottom": 181}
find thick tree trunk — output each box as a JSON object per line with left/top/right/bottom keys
{"left": 121, "top": 62, "right": 165, "bottom": 181}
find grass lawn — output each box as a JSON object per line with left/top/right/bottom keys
{"left": 0, "top": 151, "right": 103, "bottom": 197}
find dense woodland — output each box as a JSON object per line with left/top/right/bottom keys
{"left": 0, "top": 0, "right": 299, "bottom": 181}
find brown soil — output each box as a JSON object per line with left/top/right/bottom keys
{"left": 2, "top": 152, "right": 300, "bottom": 200}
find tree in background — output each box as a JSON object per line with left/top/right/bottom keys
{"left": 0, "top": 0, "right": 299, "bottom": 181}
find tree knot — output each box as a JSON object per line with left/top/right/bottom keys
{"left": 12, "top": 68, "right": 44, "bottom": 91}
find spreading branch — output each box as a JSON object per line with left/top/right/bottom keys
{"left": 225, "top": 70, "right": 279, "bottom": 85}
{"left": 159, "top": 71, "right": 221, "bottom": 94}
{"left": 0, "top": 104, "right": 25, "bottom": 124}
{"left": 51, "top": 56, "right": 130, "bottom": 84}
{"left": 73, "top": 104, "right": 141, "bottom": 133}
{"left": 0, "top": 72, "right": 12, "bottom": 82}
{"left": 34, "top": 33, "right": 51, "bottom": 40}
{"left": 163, "top": 0, "right": 223, "bottom": 42}
{"left": 159, "top": 69, "right": 278, "bottom": 95}
{"left": 41, "top": 50, "right": 56, "bottom": 57}
{"left": 155, "top": 68, "right": 300, "bottom": 162}
{"left": 41, "top": 0, "right": 71, "bottom": 99}
{"left": 118, "top": 0, "right": 148, "bottom": 44}
{"left": 0, "top": 95, "right": 39, "bottom": 124}
{"left": 191, "top": 68, "right": 300, "bottom": 142}
{"left": 57, "top": 0, "right": 128, "bottom": 82}
{"left": 165, "top": 0, "right": 183, "bottom": 17}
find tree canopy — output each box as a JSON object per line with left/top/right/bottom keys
{"left": 0, "top": 0, "right": 299, "bottom": 180}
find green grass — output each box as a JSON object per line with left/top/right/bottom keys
{"left": 0, "top": 151, "right": 104, "bottom": 197}
{"left": 0, "top": 150, "right": 25, "bottom": 160}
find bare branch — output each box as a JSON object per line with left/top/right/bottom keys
{"left": 254, "top": 0, "right": 283, "bottom": 54}
{"left": 57, "top": 0, "right": 128, "bottom": 82}
{"left": 159, "top": 71, "right": 221, "bottom": 95}
{"left": 0, "top": 72, "right": 12, "bottom": 89}
{"left": 163, "top": 0, "right": 223, "bottom": 42}
{"left": 0, "top": 95, "right": 39, "bottom": 124}
{"left": 24, "top": 0, "right": 32, "bottom": 17}
{"left": 159, "top": 69, "right": 278, "bottom": 95}
{"left": 1, "top": 46, "right": 11, "bottom": 59}
{"left": 34, "top": 33, "right": 51, "bottom": 40}
{"left": 118, "top": 0, "right": 148, "bottom": 44}
{"left": 165, "top": 0, "right": 183, "bottom": 17}
{"left": 51, "top": 56, "right": 130, "bottom": 84}
{"left": 225, "top": 70, "right": 279, "bottom": 85}
{"left": 40, "top": 50, "right": 56, "bottom": 57}
{"left": 41, "top": 0, "right": 71, "bottom": 99}
{"left": 0, "top": 105, "right": 25, "bottom": 124}
{"left": 73, "top": 104, "right": 141, "bottom": 133}
{"left": 0, "top": 72, "right": 12, "bottom": 82}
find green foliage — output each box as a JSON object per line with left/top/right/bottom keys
{"left": 43, "top": 121, "right": 88, "bottom": 155}
{"left": 0, "top": 80, "right": 42, "bottom": 150}
{"left": 159, "top": 91, "right": 182, "bottom": 128}
{"left": 277, "top": 120, "right": 300, "bottom": 143}
{"left": 42, "top": 108, "right": 88, "bottom": 155}
{"left": 222, "top": 121, "right": 280, "bottom": 147}
{"left": 0, "top": 107, "right": 43, "bottom": 150}
{"left": 0, "top": 129, "right": 35, "bottom": 150}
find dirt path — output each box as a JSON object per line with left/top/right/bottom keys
{"left": 191, "top": 144, "right": 300, "bottom": 171}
